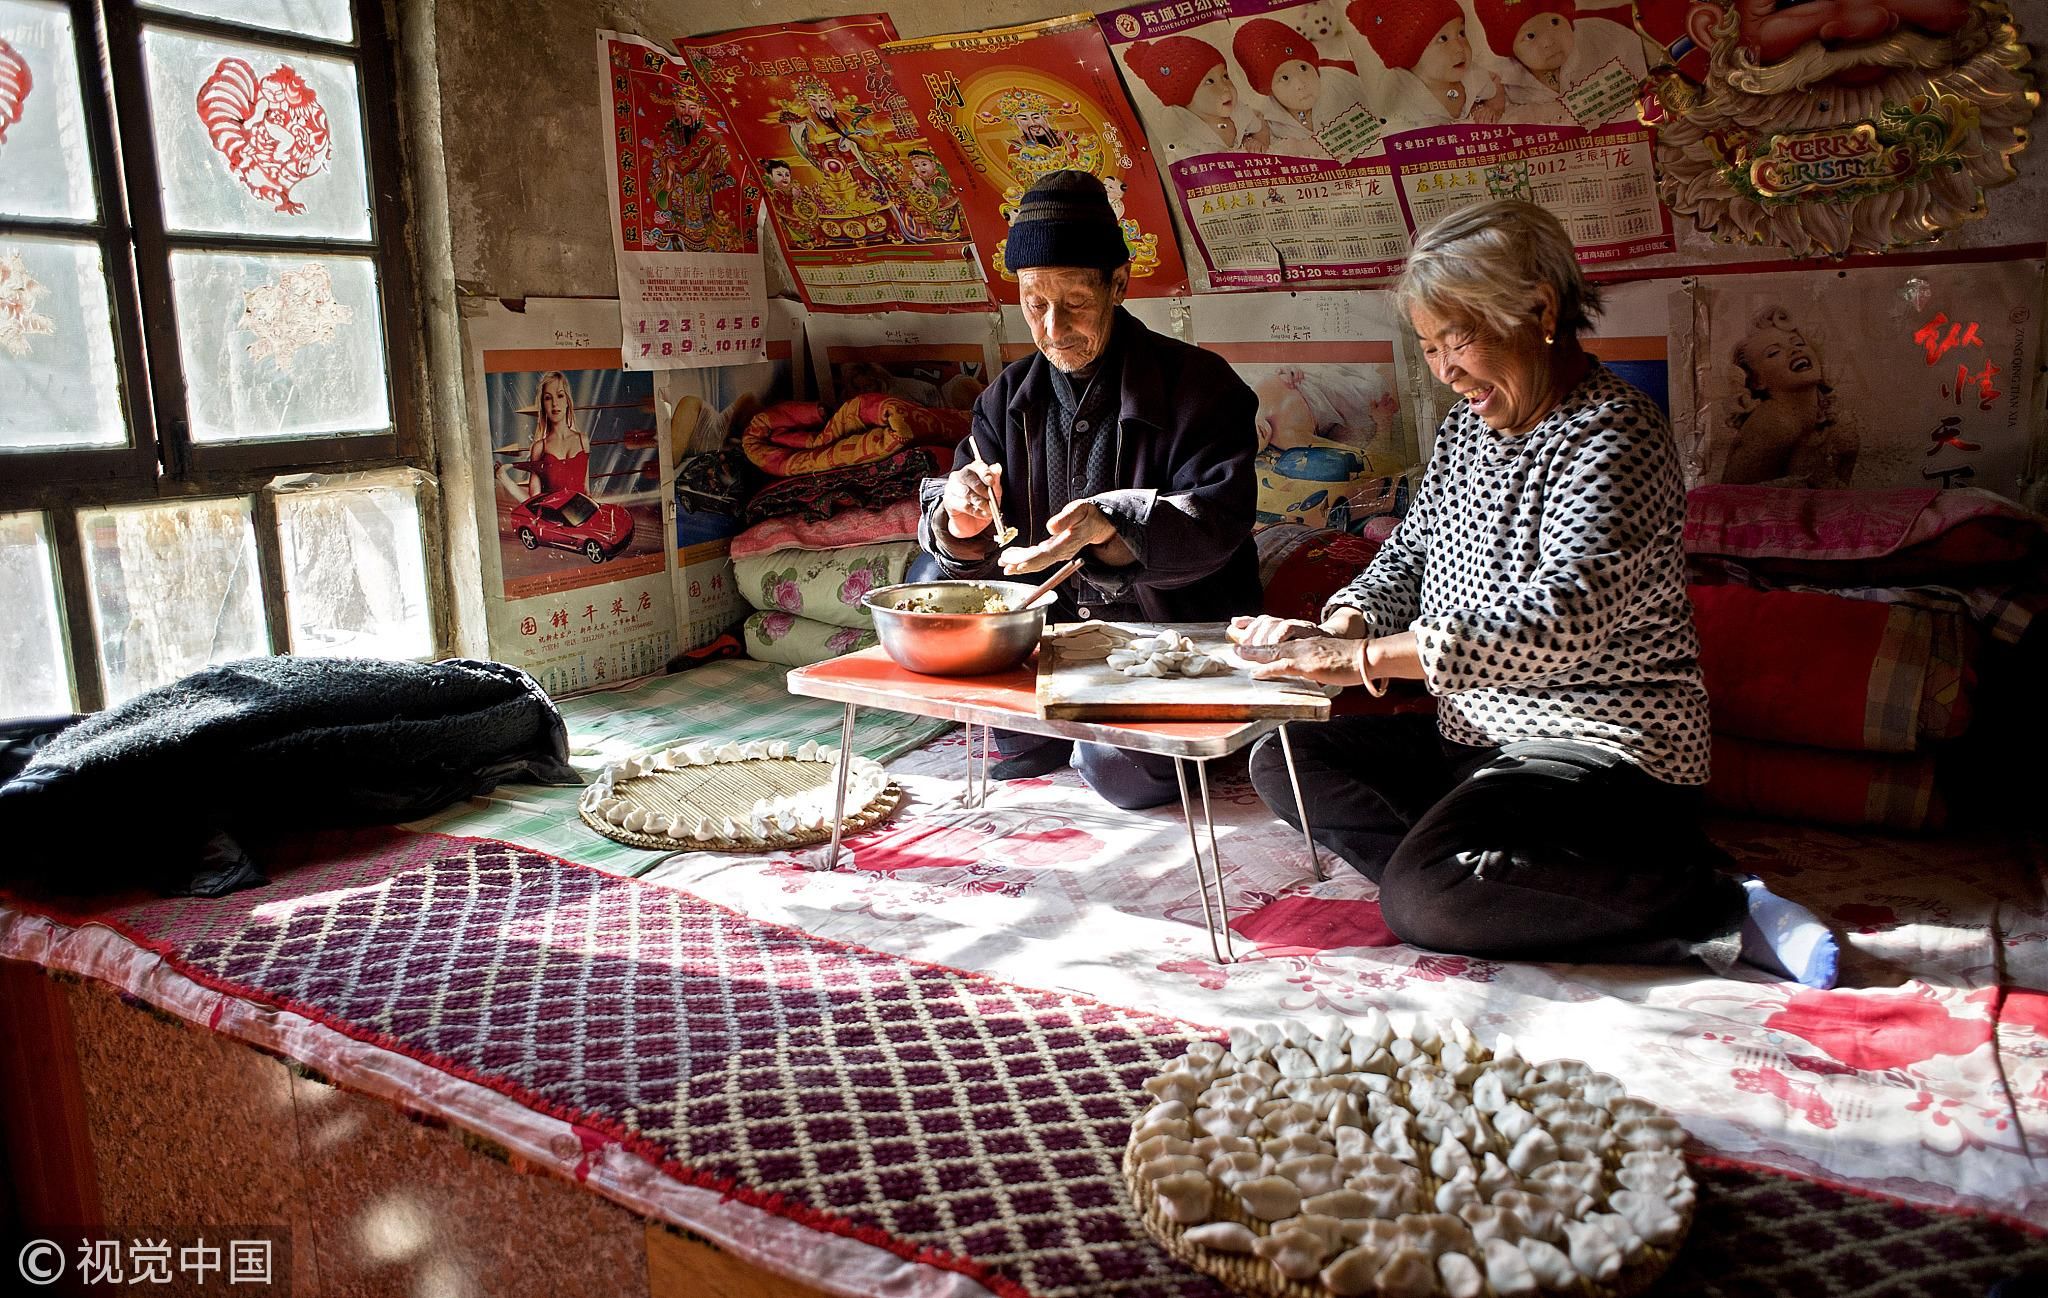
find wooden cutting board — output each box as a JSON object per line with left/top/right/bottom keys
{"left": 1035, "top": 622, "right": 1334, "bottom": 722}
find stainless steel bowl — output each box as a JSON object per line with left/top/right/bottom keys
{"left": 863, "top": 580, "right": 1055, "bottom": 676}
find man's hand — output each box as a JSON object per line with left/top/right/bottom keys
{"left": 998, "top": 499, "right": 1125, "bottom": 573}
{"left": 1246, "top": 637, "right": 1367, "bottom": 687}
{"left": 941, "top": 462, "right": 1002, "bottom": 540}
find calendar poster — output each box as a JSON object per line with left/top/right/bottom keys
{"left": 462, "top": 299, "right": 677, "bottom": 698}
{"left": 1383, "top": 120, "right": 1671, "bottom": 266}
{"left": 882, "top": 15, "right": 1188, "bottom": 302}
{"left": 676, "top": 16, "right": 989, "bottom": 312}
{"left": 1099, "top": 0, "right": 1411, "bottom": 290}
{"left": 807, "top": 309, "right": 999, "bottom": 410}
{"left": 596, "top": 32, "right": 768, "bottom": 369}
{"left": 663, "top": 299, "right": 809, "bottom": 650}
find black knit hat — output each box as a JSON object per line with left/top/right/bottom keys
{"left": 1005, "top": 170, "right": 1130, "bottom": 272}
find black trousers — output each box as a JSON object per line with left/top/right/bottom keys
{"left": 1249, "top": 713, "right": 1744, "bottom": 965}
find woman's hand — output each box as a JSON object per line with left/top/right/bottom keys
{"left": 941, "top": 462, "right": 1001, "bottom": 540}
{"left": 1246, "top": 637, "right": 1367, "bottom": 687}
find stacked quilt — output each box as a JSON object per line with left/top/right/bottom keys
{"left": 1686, "top": 485, "right": 2047, "bottom": 831}
{"left": 731, "top": 395, "right": 965, "bottom": 666}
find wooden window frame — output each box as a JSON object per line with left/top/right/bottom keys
{"left": 0, "top": 0, "right": 429, "bottom": 713}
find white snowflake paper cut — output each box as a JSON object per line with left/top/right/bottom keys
{"left": 238, "top": 263, "right": 353, "bottom": 371}
{"left": 0, "top": 249, "right": 57, "bottom": 358}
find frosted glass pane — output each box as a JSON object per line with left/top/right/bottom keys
{"left": 0, "top": 511, "right": 74, "bottom": 719}
{"left": 171, "top": 250, "right": 390, "bottom": 441}
{"left": 81, "top": 497, "right": 268, "bottom": 706}
{"left": 0, "top": 0, "right": 99, "bottom": 220}
{"left": 143, "top": 25, "right": 371, "bottom": 239}
{"left": 140, "top": 0, "right": 353, "bottom": 44}
{"left": 276, "top": 474, "right": 432, "bottom": 659}
{"left": 0, "top": 235, "right": 128, "bottom": 450}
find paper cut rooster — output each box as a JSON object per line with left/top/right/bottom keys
{"left": 196, "top": 57, "right": 332, "bottom": 214}
{"left": 0, "top": 38, "right": 29, "bottom": 146}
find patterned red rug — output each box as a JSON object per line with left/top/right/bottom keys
{"left": 16, "top": 830, "right": 2047, "bottom": 1298}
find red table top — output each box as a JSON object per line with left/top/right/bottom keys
{"left": 786, "top": 647, "right": 1277, "bottom": 758}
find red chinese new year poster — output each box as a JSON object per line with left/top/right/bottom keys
{"left": 675, "top": 16, "right": 989, "bottom": 313}
{"left": 882, "top": 15, "right": 1189, "bottom": 302}
{"left": 597, "top": 31, "right": 768, "bottom": 369}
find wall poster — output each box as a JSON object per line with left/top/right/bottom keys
{"left": 1191, "top": 290, "right": 1417, "bottom": 532}
{"left": 1098, "top": 0, "right": 1669, "bottom": 289}
{"left": 1677, "top": 262, "right": 2042, "bottom": 498}
{"left": 463, "top": 299, "right": 676, "bottom": 697}
{"left": 806, "top": 309, "right": 999, "bottom": 410}
{"left": 596, "top": 31, "right": 768, "bottom": 368}
{"left": 676, "top": 15, "right": 990, "bottom": 312}
{"left": 882, "top": 14, "right": 1190, "bottom": 301}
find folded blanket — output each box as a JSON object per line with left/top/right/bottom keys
{"left": 734, "top": 541, "right": 918, "bottom": 629}
{"left": 1707, "top": 734, "right": 1945, "bottom": 832}
{"left": 1686, "top": 486, "right": 2048, "bottom": 645}
{"left": 729, "top": 499, "right": 923, "bottom": 560}
{"left": 1690, "top": 584, "right": 1977, "bottom": 753}
{"left": 742, "top": 394, "right": 963, "bottom": 479}
{"left": 742, "top": 448, "right": 938, "bottom": 527}
{"left": 743, "top": 611, "right": 876, "bottom": 667}
{"left": 0, "top": 657, "right": 579, "bottom": 896}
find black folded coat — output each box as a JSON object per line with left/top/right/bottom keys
{"left": 0, "top": 656, "right": 581, "bottom": 897}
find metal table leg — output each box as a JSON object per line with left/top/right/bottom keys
{"left": 1277, "top": 722, "right": 1324, "bottom": 881}
{"left": 822, "top": 702, "right": 858, "bottom": 870}
{"left": 961, "top": 720, "right": 991, "bottom": 810}
{"left": 1174, "top": 756, "right": 1236, "bottom": 965}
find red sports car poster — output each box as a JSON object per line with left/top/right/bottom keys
{"left": 464, "top": 300, "right": 677, "bottom": 698}
{"left": 675, "top": 16, "right": 989, "bottom": 312}
{"left": 882, "top": 14, "right": 1189, "bottom": 302}
{"left": 597, "top": 31, "right": 768, "bottom": 369}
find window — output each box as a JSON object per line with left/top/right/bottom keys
{"left": 0, "top": 0, "right": 429, "bottom": 714}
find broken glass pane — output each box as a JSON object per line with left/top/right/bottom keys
{"left": 171, "top": 249, "right": 390, "bottom": 442}
{"left": 275, "top": 471, "right": 432, "bottom": 660}
{"left": 0, "top": 234, "right": 128, "bottom": 450}
{"left": 0, "top": 510, "right": 74, "bottom": 719}
{"left": 139, "top": 0, "right": 353, "bottom": 44}
{"left": 142, "top": 23, "right": 370, "bottom": 240}
{"left": 0, "top": 0, "right": 99, "bottom": 221}
{"left": 80, "top": 496, "right": 268, "bottom": 706}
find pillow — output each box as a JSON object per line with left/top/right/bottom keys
{"left": 743, "top": 612, "right": 876, "bottom": 667}
{"left": 733, "top": 541, "right": 917, "bottom": 628}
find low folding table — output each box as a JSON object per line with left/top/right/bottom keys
{"left": 786, "top": 646, "right": 1327, "bottom": 962}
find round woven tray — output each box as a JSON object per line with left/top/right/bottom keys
{"left": 579, "top": 757, "right": 903, "bottom": 852}
{"left": 1123, "top": 1046, "right": 1693, "bottom": 1298}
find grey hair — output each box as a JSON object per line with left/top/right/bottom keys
{"left": 1391, "top": 199, "right": 1603, "bottom": 340}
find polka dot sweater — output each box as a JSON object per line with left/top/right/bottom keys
{"left": 1325, "top": 362, "right": 1712, "bottom": 784}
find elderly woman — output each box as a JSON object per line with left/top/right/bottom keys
{"left": 1231, "top": 200, "right": 1838, "bottom": 988}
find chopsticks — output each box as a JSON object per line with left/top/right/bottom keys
{"left": 966, "top": 431, "right": 1018, "bottom": 545}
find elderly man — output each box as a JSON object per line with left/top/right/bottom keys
{"left": 916, "top": 169, "right": 1262, "bottom": 808}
